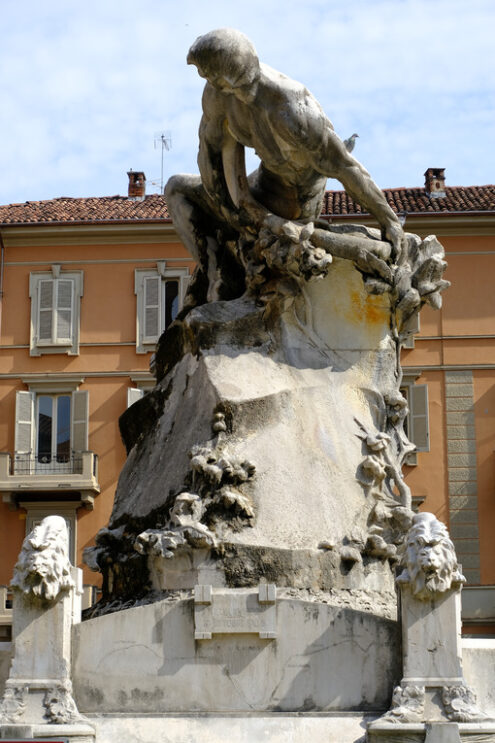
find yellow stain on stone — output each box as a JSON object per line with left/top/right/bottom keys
{"left": 348, "top": 290, "right": 389, "bottom": 327}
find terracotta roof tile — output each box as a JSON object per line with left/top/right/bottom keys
{"left": 0, "top": 186, "right": 494, "bottom": 227}
{"left": 0, "top": 194, "right": 170, "bottom": 225}
{"left": 321, "top": 185, "right": 495, "bottom": 217}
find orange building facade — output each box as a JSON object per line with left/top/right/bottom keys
{"left": 0, "top": 173, "right": 192, "bottom": 623}
{"left": 0, "top": 170, "right": 493, "bottom": 633}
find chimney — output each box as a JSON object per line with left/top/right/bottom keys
{"left": 424, "top": 168, "right": 446, "bottom": 198}
{"left": 127, "top": 170, "right": 146, "bottom": 200}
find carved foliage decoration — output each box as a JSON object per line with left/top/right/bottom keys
{"left": 442, "top": 684, "right": 488, "bottom": 723}
{"left": 240, "top": 213, "right": 449, "bottom": 341}
{"left": 43, "top": 680, "right": 82, "bottom": 724}
{"left": 381, "top": 682, "right": 488, "bottom": 725}
{"left": 135, "top": 407, "right": 256, "bottom": 560}
{"left": 11, "top": 515, "right": 74, "bottom": 603}
{"left": 0, "top": 684, "right": 27, "bottom": 723}
{"left": 356, "top": 419, "right": 414, "bottom": 562}
{"left": 382, "top": 684, "right": 425, "bottom": 723}
{"left": 397, "top": 512, "right": 465, "bottom": 600}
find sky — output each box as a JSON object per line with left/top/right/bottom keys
{"left": 1, "top": 0, "right": 494, "bottom": 205}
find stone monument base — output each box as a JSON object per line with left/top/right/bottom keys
{"left": 73, "top": 592, "right": 399, "bottom": 714}
{"left": 367, "top": 720, "right": 495, "bottom": 742}
{"left": 86, "top": 712, "right": 375, "bottom": 743}
{"left": 0, "top": 721, "right": 95, "bottom": 743}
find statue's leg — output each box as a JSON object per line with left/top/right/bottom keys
{"left": 164, "top": 174, "right": 207, "bottom": 264}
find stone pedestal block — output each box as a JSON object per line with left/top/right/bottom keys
{"left": 0, "top": 517, "right": 94, "bottom": 742}
{"left": 401, "top": 589, "right": 463, "bottom": 687}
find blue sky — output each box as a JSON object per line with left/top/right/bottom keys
{"left": 1, "top": 0, "right": 493, "bottom": 204}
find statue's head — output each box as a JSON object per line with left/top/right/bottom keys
{"left": 11, "top": 515, "right": 74, "bottom": 603}
{"left": 187, "top": 29, "right": 260, "bottom": 100}
{"left": 398, "top": 512, "right": 465, "bottom": 600}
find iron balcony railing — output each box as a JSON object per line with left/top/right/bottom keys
{"left": 13, "top": 453, "right": 85, "bottom": 475}
{"left": 0, "top": 451, "right": 100, "bottom": 509}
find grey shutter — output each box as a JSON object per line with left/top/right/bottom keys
{"left": 127, "top": 388, "right": 144, "bottom": 408}
{"left": 402, "top": 313, "right": 420, "bottom": 349}
{"left": 143, "top": 276, "right": 161, "bottom": 342}
{"left": 38, "top": 279, "right": 54, "bottom": 341}
{"left": 410, "top": 384, "right": 429, "bottom": 451}
{"left": 14, "top": 391, "right": 34, "bottom": 454}
{"left": 72, "top": 390, "right": 89, "bottom": 452}
{"left": 55, "top": 279, "right": 73, "bottom": 342}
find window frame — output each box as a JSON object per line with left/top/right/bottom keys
{"left": 401, "top": 370, "right": 430, "bottom": 466}
{"left": 29, "top": 266, "right": 83, "bottom": 356}
{"left": 35, "top": 392, "right": 72, "bottom": 467}
{"left": 401, "top": 313, "right": 420, "bottom": 349}
{"left": 14, "top": 376, "right": 87, "bottom": 475}
{"left": 135, "top": 263, "right": 190, "bottom": 354}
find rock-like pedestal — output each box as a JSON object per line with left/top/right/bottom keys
{"left": 79, "top": 27, "right": 461, "bottom": 742}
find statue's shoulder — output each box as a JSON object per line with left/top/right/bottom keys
{"left": 260, "top": 64, "right": 327, "bottom": 147}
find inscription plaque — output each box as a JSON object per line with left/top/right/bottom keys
{"left": 193, "top": 584, "right": 277, "bottom": 640}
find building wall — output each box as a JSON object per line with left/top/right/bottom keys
{"left": 0, "top": 231, "right": 193, "bottom": 586}
{"left": 401, "top": 227, "right": 495, "bottom": 629}
{"left": 0, "top": 215, "right": 493, "bottom": 629}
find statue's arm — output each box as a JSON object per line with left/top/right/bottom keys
{"left": 316, "top": 128, "right": 404, "bottom": 258}
{"left": 197, "top": 109, "right": 229, "bottom": 211}
{"left": 197, "top": 87, "right": 260, "bottom": 231}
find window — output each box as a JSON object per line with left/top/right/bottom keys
{"left": 29, "top": 266, "right": 83, "bottom": 356}
{"left": 401, "top": 371, "right": 429, "bottom": 465}
{"left": 127, "top": 372, "right": 155, "bottom": 408}
{"left": 36, "top": 394, "right": 71, "bottom": 464}
{"left": 127, "top": 387, "right": 144, "bottom": 407}
{"left": 14, "top": 378, "right": 88, "bottom": 475}
{"left": 401, "top": 313, "right": 420, "bottom": 349}
{"left": 135, "top": 263, "right": 190, "bottom": 353}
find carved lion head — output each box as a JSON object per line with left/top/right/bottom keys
{"left": 11, "top": 516, "right": 74, "bottom": 602}
{"left": 397, "top": 512, "right": 465, "bottom": 600}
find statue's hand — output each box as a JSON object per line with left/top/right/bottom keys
{"left": 383, "top": 221, "right": 405, "bottom": 263}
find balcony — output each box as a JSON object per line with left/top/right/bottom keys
{"left": 0, "top": 451, "right": 100, "bottom": 509}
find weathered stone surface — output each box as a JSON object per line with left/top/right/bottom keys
{"left": 445, "top": 371, "right": 474, "bottom": 383}
{"left": 449, "top": 482, "right": 478, "bottom": 496}
{"left": 85, "top": 713, "right": 376, "bottom": 743}
{"left": 463, "top": 640, "right": 495, "bottom": 717}
{"left": 448, "top": 468, "right": 477, "bottom": 482}
{"left": 449, "top": 524, "right": 479, "bottom": 539}
{"left": 0, "top": 517, "right": 94, "bottom": 741}
{"left": 445, "top": 384, "right": 473, "bottom": 398}
{"left": 446, "top": 425, "right": 476, "bottom": 441}
{"left": 447, "top": 453, "right": 477, "bottom": 468}
{"left": 193, "top": 584, "right": 277, "bottom": 639}
{"left": 369, "top": 514, "right": 494, "bottom": 741}
{"left": 447, "top": 440, "right": 477, "bottom": 453}
{"left": 73, "top": 592, "right": 400, "bottom": 713}
{"left": 446, "top": 398, "right": 475, "bottom": 413}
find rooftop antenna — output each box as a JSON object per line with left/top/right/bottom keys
{"left": 153, "top": 131, "right": 172, "bottom": 192}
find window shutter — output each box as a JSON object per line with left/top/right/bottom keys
{"left": 72, "top": 390, "right": 89, "bottom": 452}
{"left": 402, "top": 313, "right": 420, "bottom": 349}
{"left": 55, "top": 279, "right": 74, "bottom": 342}
{"left": 143, "top": 276, "right": 161, "bottom": 342}
{"left": 14, "top": 391, "right": 34, "bottom": 454}
{"left": 38, "top": 279, "right": 54, "bottom": 341}
{"left": 410, "top": 384, "right": 429, "bottom": 451}
{"left": 127, "top": 388, "right": 144, "bottom": 408}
